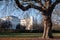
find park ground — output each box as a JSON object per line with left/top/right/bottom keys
{"left": 0, "top": 33, "right": 60, "bottom": 40}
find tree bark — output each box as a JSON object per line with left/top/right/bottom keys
{"left": 42, "top": 14, "right": 53, "bottom": 38}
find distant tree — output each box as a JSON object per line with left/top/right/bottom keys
{"left": 0, "top": 19, "right": 4, "bottom": 28}
{"left": 16, "top": 24, "right": 25, "bottom": 30}
{"left": 15, "top": 0, "right": 60, "bottom": 38}
{"left": 1, "top": 20, "right": 12, "bottom": 29}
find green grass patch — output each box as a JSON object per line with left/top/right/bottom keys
{"left": 0, "top": 33, "right": 42, "bottom": 37}
{"left": 0, "top": 33, "right": 60, "bottom": 37}
{"left": 53, "top": 33, "right": 60, "bottom": 36}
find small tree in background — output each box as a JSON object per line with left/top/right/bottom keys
{"left": 1, "top": 20, "right": 12, "bottom": 29}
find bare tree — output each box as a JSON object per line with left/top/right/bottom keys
{"left": 15, "top": 0, "right": 60, "bottom": 38}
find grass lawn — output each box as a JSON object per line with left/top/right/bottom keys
{"left": 0, "top": 33, "right": 60, "bottom": 37}
{"left": 53, "top": 33, "right": 60, "bottom": 36}
{"left": 0, "top": 33, "right": 42, "bottom": 37}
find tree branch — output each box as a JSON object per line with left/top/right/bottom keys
{"left": 15, "top": 0, "right": 25, "bottom": 10}
{"left": 15, "top": 0, "right": 43, "bottom": 11}
{"left": 34, "top": 0, "right": 46, "bottom": 10}
{"left": 44, "top": 0, "right": 52, "bottom": 9}
{"left": 50, "top": 0, "right": 60, "bottom": 12}
{"left": 25, "top": 3, "right": 44, "bottom": 11}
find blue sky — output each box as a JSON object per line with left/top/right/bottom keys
{"left": 0, "top": 0, "right": 43, "bottom": 24}
{"left": 0, "top": 0, "right": 60, "bottom": 24}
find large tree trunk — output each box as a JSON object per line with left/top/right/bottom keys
{"left": 42, "top": 14, "right": 53, "bottom": 38}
